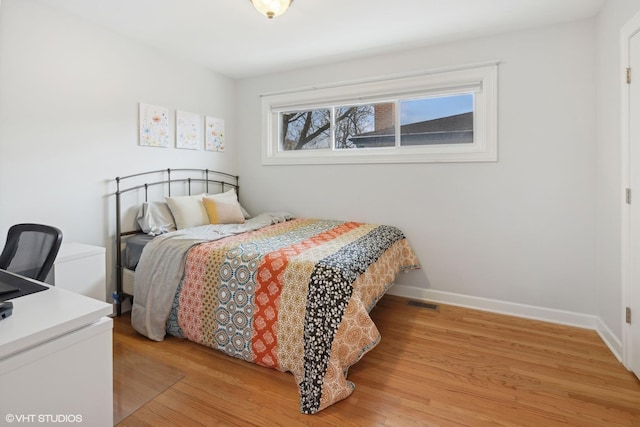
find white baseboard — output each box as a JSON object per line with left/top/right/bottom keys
{"left": 386, "top": 285, "right": 622, "bottom": 360}
{"left": 595, "top": 317, "right": 623, "bottom": 362}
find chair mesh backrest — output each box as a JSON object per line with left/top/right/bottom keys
{"left": 5, "top": 232, "right": 56, "bottom": 278}
{"left": 0, "top": 224, "right": 62, "bottom": 282}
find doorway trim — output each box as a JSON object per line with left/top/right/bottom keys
{"left": 620, "top": 10, "right": 640, "bottom": 369}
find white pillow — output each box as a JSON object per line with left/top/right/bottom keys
{"left": 165, "top": 193, "right": 208, "bottom": 230}
{"left": 136, "top": 201, "right": 176, "bottom": 236}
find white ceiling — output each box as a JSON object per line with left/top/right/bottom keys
{"left": 36, "top": 0, "right": 607, "bottom": 79}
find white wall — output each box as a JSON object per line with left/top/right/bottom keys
{"left": 236, "top": 20, "right": 599, "bottom": 323}
{"left": 595, "top": 0, "right": 640, "bottom": 349}
{"left": 1, "top": 0, "right": 630, "bottom": 352}
{"left": 0, "top": 0, "right": 236, "bottom": 299}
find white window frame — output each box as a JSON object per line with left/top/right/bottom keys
{"left": 261, "top": 62, "right": 498, "bottom": 165}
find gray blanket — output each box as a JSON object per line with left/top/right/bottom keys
{"left": 131, "top": 212, "right": 293, "bottom": 341}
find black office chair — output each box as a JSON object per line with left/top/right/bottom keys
{"left": 0, "top": 223, "right": 63, "bottom": 282}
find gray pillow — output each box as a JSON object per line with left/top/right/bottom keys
{"left": 136, "top": 201, "right": 177, "bottom": 235}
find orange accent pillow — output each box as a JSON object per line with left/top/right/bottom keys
{"left": 203, "top": 196, "right": 245, "bottom": 224}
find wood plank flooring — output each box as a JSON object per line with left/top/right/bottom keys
{"left": 114, "top": 295, "right": 640, "bottom": 426}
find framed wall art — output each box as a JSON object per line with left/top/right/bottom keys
{"left": 205, "top": 116, "right": 225, "bottom": 152}
{"left": 176, "top": 110, "right": 201, "bottom": 150}
{"left": 139, "top": 103, "right": 169, "bottom": 147}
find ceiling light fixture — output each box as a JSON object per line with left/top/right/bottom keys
{"left": 250, "top": 0, "right": 294, "bottom": 19}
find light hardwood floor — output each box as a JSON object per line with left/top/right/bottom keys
{"left": 114, "top": 295, "right": 640, "bottom": 426}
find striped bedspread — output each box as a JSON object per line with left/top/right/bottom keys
{"left": 166, "top": 218, "right": 419, "bottom": 413}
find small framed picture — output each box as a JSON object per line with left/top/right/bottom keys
{"left": 176, "top": 111, "right": 201, "bottom": 150}
{"left": 205, "top": 116, "right": 225, "bottom": 152}
{"left": 139, "top": 103, "right": 169, "bottom": 147}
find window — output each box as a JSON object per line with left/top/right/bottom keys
{"left": 262, "top": 63, "right": 498, "bottom": 165}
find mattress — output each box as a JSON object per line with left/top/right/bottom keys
{"left": 123, "top": 234, "right": 155, "bottom": 270}
{"left": 122, "top": 268, "right": 135, "bottom": 296}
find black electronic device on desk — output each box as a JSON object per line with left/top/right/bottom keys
{"left": 0, "top": 278, "right": 19, "bottom": 320}
{"left": 0, "top": 269, "right": 49, "bottom": 303}
{"left": 0, "top": 301, "right": 12, "bottom": 320}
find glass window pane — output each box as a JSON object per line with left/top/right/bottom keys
{"left": 280, "top": 109, "right": 331, "bottom": 151}
{"left": 339, "top": 103, "right": 396, "bottom": 149}
{"left": 400, "top": 94, "right": 474, "bottom": 146}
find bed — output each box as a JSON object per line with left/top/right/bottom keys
{"left": 114, "top": 168, "right": 420, "bottom": 414}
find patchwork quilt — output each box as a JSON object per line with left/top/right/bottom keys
{"left": 135, "top": 216, "right": 419, "bottom": 413}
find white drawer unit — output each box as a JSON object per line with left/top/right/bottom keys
{"left": 50, "top": 243, "right": 106, "bottom": 302}
{"left": 0, "top": 276, "right": 113, "bottom": 427}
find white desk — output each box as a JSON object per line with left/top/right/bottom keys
{"left": 0, "top": 274, "right": 113, "bottom": 427}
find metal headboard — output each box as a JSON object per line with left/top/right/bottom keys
{"left": 114, "top": 168, "right": 239, "bottom": 315}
